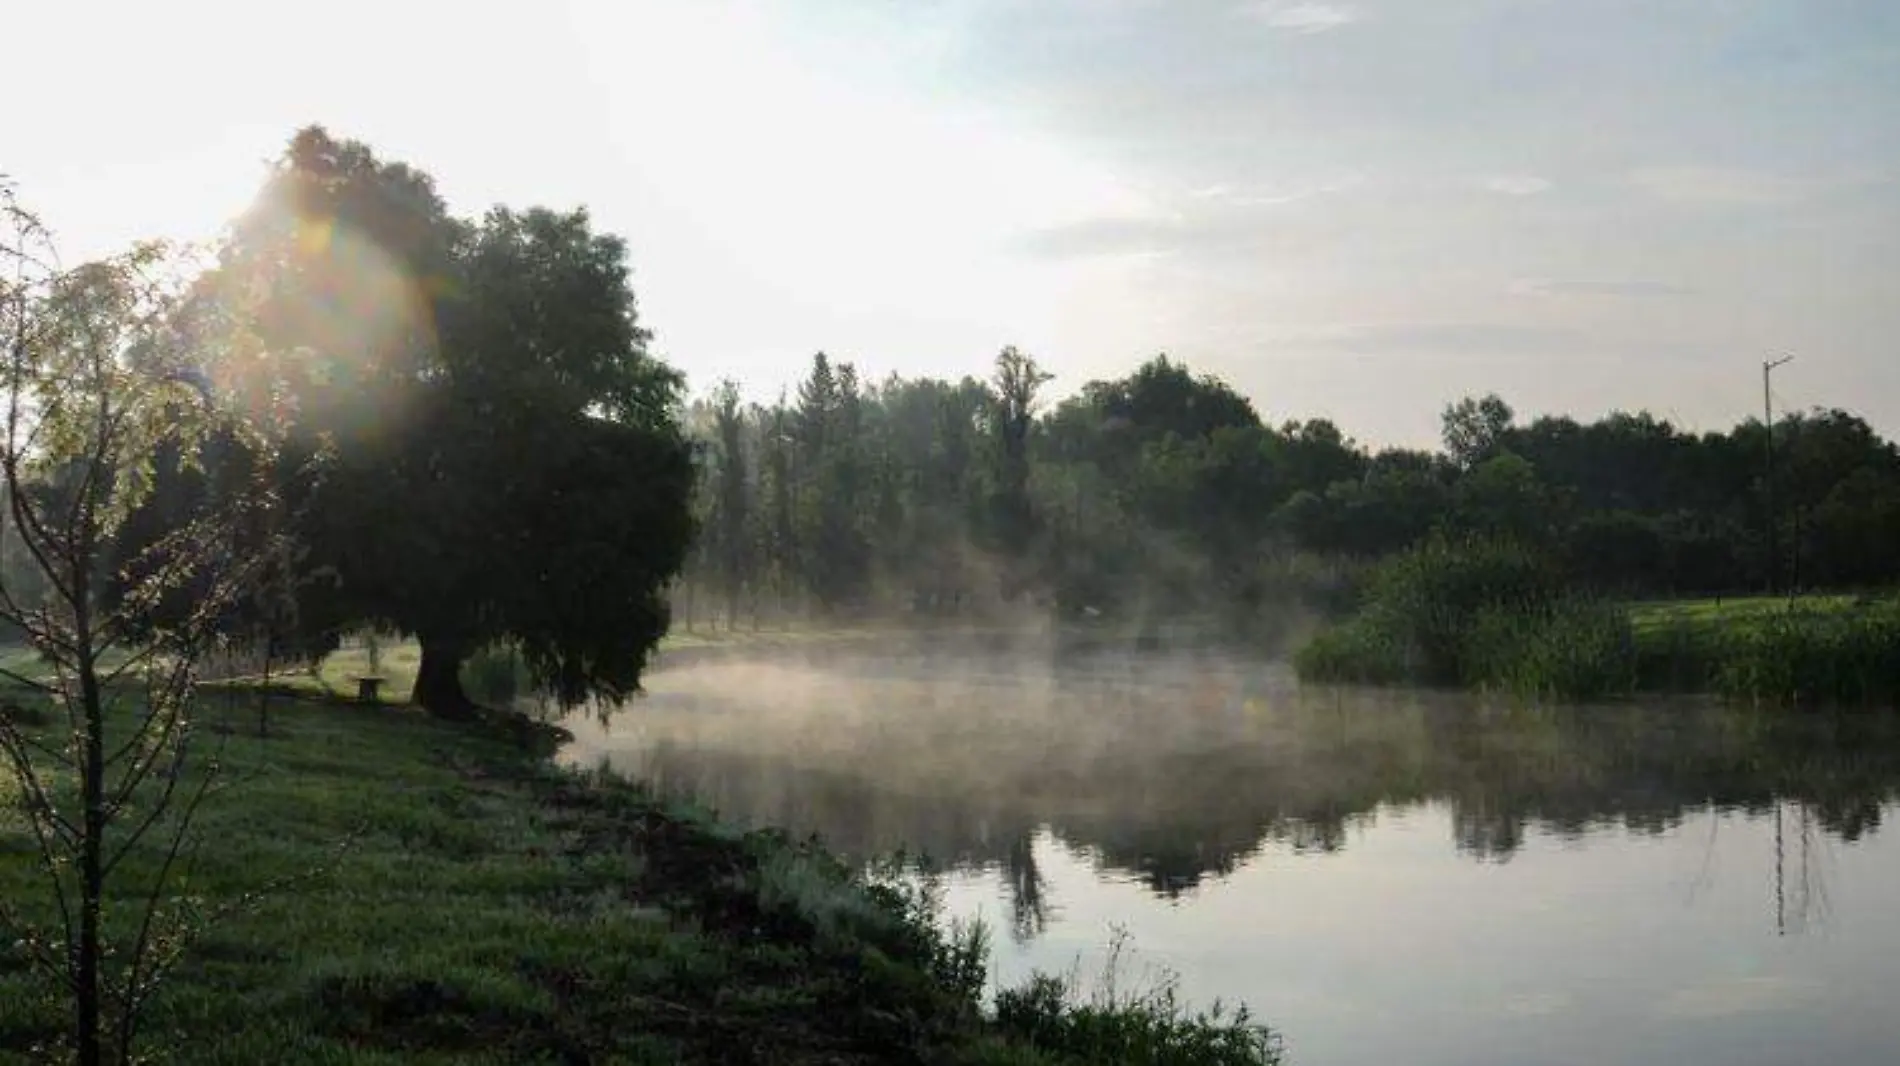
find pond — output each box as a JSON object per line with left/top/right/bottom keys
{"left": 557, "top": 642, "right": 1900, "bottom": 1066}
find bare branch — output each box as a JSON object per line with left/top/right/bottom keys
{"left": 0, "top": 708, "right": 75, "bottom": 767}
{"left": 0, "top": 720, "right": 79, "bottom": 949}
{"left": 0, "top": 713, "right": 81, "bottom": 846}
{"left": 112, "top": 740, "right": 223, "bottom": 1059}
{"left": 0, "top": 663, "right": 53, "bottom": 693}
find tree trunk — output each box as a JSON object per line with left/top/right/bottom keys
{"left": 77, "top": 654, "right": 104, "bottom": 1066}
{"left": 414, "top": 634, "right": 477, "bottom": 720}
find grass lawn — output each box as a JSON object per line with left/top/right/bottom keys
{"left": 249, "top": 625, "right": 919, "bottom": 706}
{"left": 0, "top": 684, "right": 1278, "bottom": 1065}
{"left": 253, "top": 620, "right": 1056, "bottom": 708}
{"left": 1626, "top": 593, "right": 1890, "bottom": 634}
{"left": 1622, "top": 592, "right": 1900, "bottom": 705}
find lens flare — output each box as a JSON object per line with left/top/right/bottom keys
{"left": 204, "top": 204, "right": 441, "bottom": 440}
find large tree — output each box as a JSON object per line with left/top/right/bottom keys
{"left": 987, "top": 346, "right": 1052, "bottom": 585}
{"left": 706, "top": 380, "right": 752, "bottom": 627}
{"left": 1441, "top": 393, "right": 1515, "bottom": 470}
{"left": 196, "top": 127, "right": 693, "bottom": 717}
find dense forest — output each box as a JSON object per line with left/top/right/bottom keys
{"left": 672, "top": 351, "right": 1900, "bottom": 633}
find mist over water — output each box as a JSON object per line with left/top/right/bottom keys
{"left": 558, "top": 642, "right": 1900, "bottom": 1066}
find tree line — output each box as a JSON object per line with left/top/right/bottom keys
{"left": 675, "top": 355, "right": 1900, "bottom": 631}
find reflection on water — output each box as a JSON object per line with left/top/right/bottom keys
{"left": 558, "top": 645, "right": 1900, "bottom": 1066}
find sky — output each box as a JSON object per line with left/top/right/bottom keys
{"left": 8, "top": 0, "right": 1898, "bottom": 447}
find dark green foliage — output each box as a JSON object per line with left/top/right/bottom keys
{"left": 1357, "top": 537, "right": 1563, "bottom": 685}
{"left": 460, "top": 643, "right": 525, "bottom": 706}
{"left": 705, "top": 381, "right": 753, "bottom": 626}
{"left": 125, "top": 126, "right": 695, "bottom": 716}
{"left": 677, "top": 352, "right": 1382, "bottom": 639}
{"left": 991, "top": 965, "right": 1280, "bottom": 1066}
{"left": 1292, "top": 617, "right": 1414, "bottom": 686}
{"left": 1462, "top": 598, "right": 1639, "bottom": 701}
{"left": 1296, "top": 538, "right": 1642, "bottom": 700}
{"left": 986, "top": 347, "right": 1053, "bottom": 591}
{"left": 1441, "top": 393, "right": 1514, "bottom": 469}
{"left": 1805, "top": 467, "right": 1900, "bottom": 587}
{"left": 676, "top": 355, "right": 1900, "bottom": 647}
{"left": 1562, "top": 510, "right": 1669, "bottom": 592}
{"left": 1443, "top": 452, "right": 1554, "bottom": 545}
{"left": 490, "top": 417, "right": 694, "bottom": 708}
{"left": 1044, "top": 355, "right": 1261, "bottom": 472}
{"left": 1303, "top": 539, "right": 1900, "bottom": 706}
{"left": 1272, "top": 451, "right": 1450, "bottom": 559}
{"left": 1633, "top": 600, "right": 1900, "bottom": 707}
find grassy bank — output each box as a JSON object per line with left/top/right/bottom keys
{"left": 1293, "top": 539, "right": 1639, "bottom": 701}
{"left": 1, "top": 688, "right": 1278, "bottom": 1065}
{"left": 1630, "top": 595, "right": 1900, "bottom": 706}
{"left": 254, "top": 625, "right": 1011, "bottom": 706}
{"left": 1294, "top": 540, "right": 1900, "bottom": 707}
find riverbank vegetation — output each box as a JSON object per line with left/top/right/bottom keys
{"left": 1297, "top": 538, "right": 1900, "bottom": 705}
{"left": 1293, "top": 538, "right": 1641, "bottom": 700}
{"left": 0, "top": 689, "right": 1278, "bottom": 1065}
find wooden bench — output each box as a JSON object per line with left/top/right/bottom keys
{"left": 354, "top": 676, "right": 387, "bottom": 704}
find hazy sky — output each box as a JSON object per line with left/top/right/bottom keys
{"left": 10, "top": 0, "right": 1898, "bottom": 446}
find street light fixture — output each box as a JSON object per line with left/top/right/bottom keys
{"left": 1763, "top": 355, "right": 1794, "bottom": 597}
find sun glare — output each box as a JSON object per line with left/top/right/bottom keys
{"left": 571, "top": 0, "right": 1163, "bottom": 377}
{"left": 203, "top": 202, "right": 438, "bottom": 434}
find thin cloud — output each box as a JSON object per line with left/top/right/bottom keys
{"left": 1254, "top": 3, "right": 1361, "bottom": 34}
{"left": 1291, "top": 321, "right": 1596, "bottom": 358}
{"left": 1012, "top": 214, "right": 1184, "bottom": 260}
{"left": 1626, "top": 166, "right": 1807, "bottom": 206}
{"left": 1483, "top": 174, "right": 1551, "bottom": 196}
{"left": 1019, "top": 175, "right": 1362, "bottom": 259}
{"left": 1192, "top": 173, "right": 1367, "bottom": 206}
{"left": 1512, "top": 278, "right": 1696, "bottom": 298}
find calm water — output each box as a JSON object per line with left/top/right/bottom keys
{"left": 558, "top": 643, "right": 1900, "bottom": 1066}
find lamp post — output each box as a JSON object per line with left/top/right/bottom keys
{"left": 1763, "top": 355, "right": 1794, "bottom": 596}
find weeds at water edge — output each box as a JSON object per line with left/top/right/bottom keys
{"left": 991, "top": 927, "right": 1283, "bottom": 1066}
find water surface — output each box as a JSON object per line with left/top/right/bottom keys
{"left": 559, "top": 643, "right": 1900, "bottom": 1066}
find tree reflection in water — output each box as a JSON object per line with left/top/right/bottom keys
{"left": 562, "top": 645, "right": 1900, "bottom": 939}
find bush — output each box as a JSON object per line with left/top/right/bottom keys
{"left": 1294, "top": 536, "right": 1648, "bottom": 700}
{"left": 1296, "top": 537, "right": 1573, "bottom": 687}
{"left": 1629, "top": 599, "right": 1900, "bottom": 707}
{"left": 991, "top": 931, "right": 1281, "bottom": 1066}
{"left": 1631, "top": 613, "right": 1725, "bottom": 693}
{"left": 1359, "top": 536, "right": 1562, "bottom": 684}
{"left": 0, "top": 700, "right": 53, "bottom": 729}
{"left": 1292, "top": 617, "right": 1413, "bottom": 685}
{"left": 1710, "top": 603, "right": 1900, "bottom": 707}
{"left": 461, "top": 642, "right": 527, "bottom": 706}
{"left": 1464, "top": 597, "right": 1638, "bottom": 700}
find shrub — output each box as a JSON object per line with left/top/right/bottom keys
{"left": 1711, "top": 603, "right": 1900, "bottom": 707}
{"left": 1292, "top": 617, "right": 1413, "bottom": 685}
{"left": 461, "top": 642, "right": 527, "bottom": 706}
{"left": 1629, "top": 599, "right": 1900, "bottom": 707}
{"left": 1464, "top": 597, "right": 1638, "bottom": 700}
{"left": 1295, "top": 537, "right": 1580, "bottom": 689}
{"left": 992, "top": 931, "right": 1281, "bottom": 1066}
